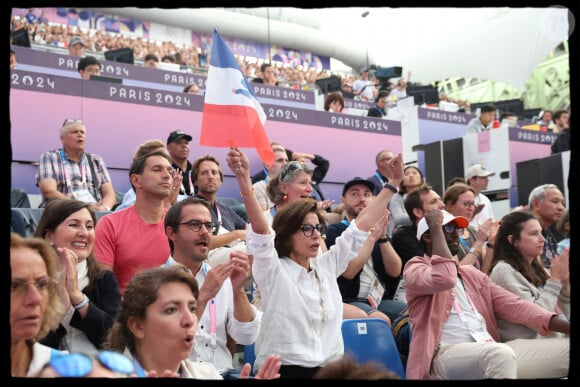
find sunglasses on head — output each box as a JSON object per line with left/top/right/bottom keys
{"left": 62, "top": 118, "right": 84, "bottom": 126}
{"left": 45, "top": 351, "right": 135, "bottom": 377}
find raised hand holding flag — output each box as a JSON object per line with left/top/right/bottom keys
{"left": 200, "top": 28, "right": 274, "bottom": 165}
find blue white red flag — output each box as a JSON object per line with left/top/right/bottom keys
{"left": 200, "top": 28, "right": 274, "bottom": 165}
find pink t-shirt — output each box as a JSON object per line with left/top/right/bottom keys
{"left": 93, "top": 206, "right": 170, "bottom": 294}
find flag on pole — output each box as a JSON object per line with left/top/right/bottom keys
{"left": 200, "top": 28, "right": 274, "bottom": 165}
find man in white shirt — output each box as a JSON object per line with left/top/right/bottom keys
{"left": 163, "top": 197, "right": 261, "bottom": 378}
{"left": 466, "top": 105, "right": 497, "bottom": 133}
{"left": 353, "top": 67, "right": 375, "bottom": 101}
{"left": 465, "top": 164, "right": 495, "bottom": 231}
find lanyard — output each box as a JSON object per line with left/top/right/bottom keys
{"left": 133, "top": 356, "right": 147, "bottom": 377}
{"left": 453, "top": 279, "right": 485, "bottom": 326}
{"left": 375, "top": 171, "right": 386, "bottom": 186}
{"left": 341, "top": 218, "right": 350, "bottom": 227}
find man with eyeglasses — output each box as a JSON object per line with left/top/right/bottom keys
{"left": 465, "top": 164, "right": 495, "bottom": 231}
{"left": 94, "top": 151, "right": 174, "bottom": 295}
{"left": 36, "top": 119, "right": 116, "bottom": 211}
{"left": 77, "top": 55, "right": 101, "bottom": 80}
{"left": 163, "top": 197, "right": 261, "bottom": 379}
{"left": 367, "top": 149, "right": 395, "bottom": 196}
{"left": 404, "top": 209, "right": 570, "bottom": 380}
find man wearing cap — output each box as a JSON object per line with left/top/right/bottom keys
{"left": 465, "top": 164, "right": 495, "bottom": 231}
{"left": 326, "top": 177, "right": 406, "bottom": 323}
{"left": 353, "top": 67, "right": 376, "bottom": 101}
{"left": 167, "top": 130, "right": 194, "bottom": 196}
{"left": 466, "top": 104, "right": 497, "bottom": 133}
{"left": 403, "top": 209, "right": 570, "bottom": 380}
{"left": 68, "top": 36, "right": 85, "bottom": 57}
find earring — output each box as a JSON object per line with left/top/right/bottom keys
{"left": 283, "top": 194, "right": 288, "bottom": 202}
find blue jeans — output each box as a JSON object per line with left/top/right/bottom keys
{"left": 348, "top": 298, "right": 408, "bottom": 322}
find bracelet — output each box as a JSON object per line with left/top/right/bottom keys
{"left": 378, "top": 236, "right": 390, "bottom": 244}
{"left": 383, "top": 182, "right": 398, "bottom": 194}
{"left": 240, "top": 187, "right": 254, "bottom": 198}
{"left": 486, "top": 242, "right": 494, "bottom": 248}
{"left": 73, "top": 294, "right": 89, "bottom": 310}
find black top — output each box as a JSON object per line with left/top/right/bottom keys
{"left": 195, "top": 194, "right": 247, "bottom": 233}
{"left": 251, "top": 168, "right": 268, "bottom": 184}
{"left": 172, "top": 160, "right": 194, "bottom": 196}
{"left": 391, "top": 223, "right": 424, "bottom": 268}
{"left": 550, "top": 128, "right": 570, "bottom": 154}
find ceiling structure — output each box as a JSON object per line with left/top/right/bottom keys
{"left": 95, "top": 6, "right": 573, "bottom": 91}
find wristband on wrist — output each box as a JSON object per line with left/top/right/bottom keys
{"left": 73, "top": 294, "right": 89, "bottom": 310}
{"left": 486, "top": 242, "right": 494, "bottom": 248}
{"left": 383, "top": 182, "right": 398, "bottom": 194}
{"left": 240, "top": 186, "right": 255, "bottom": 198}
{"left": 378, "top": 236, "right": 390, "bottom": 244}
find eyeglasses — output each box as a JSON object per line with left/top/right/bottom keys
{"left": 62, "top": 118, "right": 84, "bottom": 126}
{"left": 11, "top": 277, "right": 55, "bottom": 297}
{"left": 443, "top": 224, "right": 464, "bottom": 236}
{"left": 299, "top": 223, "right": 326, "bottom": 237}
{"left": 462, "top": 201, "right": 476, "bottom": 208}
{"left": 178, "top": 220, "right": 218, "bottom": 233}
{"left": 45, "top": 351, "right": 135, "bottom": 377}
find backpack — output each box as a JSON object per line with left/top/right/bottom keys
{"left": 391, "top": 313, "right": 411, "bottom": 368}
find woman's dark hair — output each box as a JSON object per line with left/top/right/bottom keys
{"left": 104, "top": 265, "right": 198, "bottom": 353}
{"left": 323, "top": 92, "right": 344, "bottom": 112}
{"left": 399, "top": 165, "right": 425, "bottom": 195}
{"left": 272, "top": 198, "right": 324, "bottom": 258}
{"left": 490, "top": 211, "right": 549, "bottom": 286}
{"left": 34, "top": 199, "right": 103, "bottom": 292}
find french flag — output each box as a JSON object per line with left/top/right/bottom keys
{"left": 200, "top": 28, "right": 274, "bottom": 165}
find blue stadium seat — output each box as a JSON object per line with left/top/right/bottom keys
{"left": 341, "top": 318, "right": 406, "bottom": 379}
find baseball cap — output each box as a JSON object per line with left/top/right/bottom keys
{"left": 360, "top": 67, "right": 369, "bottom": 74}
{"left": 69, "top": 36, "right": 85, "bottom": 47}
{"left": 342, "top": 177, "right": 375, "bottom": 197}
{"left": 416, "top": 210, "right": 469, "bottom": 241}
{"left": 167, "top": 130, "right": 193, "bottom": 144}
{"left": 465, "top": 164, "right": 495, "bottom": 180}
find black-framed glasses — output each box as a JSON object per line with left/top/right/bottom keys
{"left": 45, "top": 351, "right": 135, "bottom": 377}
{"left": 462, "top": 201, "right": 476, "bottom": 208}
{"left": 443, "top": 224, "right": 464, "bottom": 235}
{"left": 299, "top": 223, "right": 326, "bottom": 237}
{"left": 11, "top": 277, "right": 56, "bottom": 297}
{"left": 62, "top": 118, "right": 84, "bottom": 126}
{"left": 178, "top": 220, "right": 218, "bottom": 233}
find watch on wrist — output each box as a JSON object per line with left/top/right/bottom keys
{"left": 378, "top": 236, "right": 390, "bottom": 244}
{"left": 383, "top": 182, "right": 398, "bottom": 194}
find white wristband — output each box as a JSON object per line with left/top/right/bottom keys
{"left": 73, "top": 294, "right": 89, "bottom": 310}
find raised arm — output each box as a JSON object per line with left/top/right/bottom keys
{"left": 226, "top": 148, "right": 270, "bottom": 235}
{"left": 355, "top": 153, "right": 404, "bottom": 232}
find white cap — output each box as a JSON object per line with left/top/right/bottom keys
{"left": 465, "top": 164, "right": 495, "bottom": 180}
{"left": 416, "top": 210, "right": 470, "bottom": 241}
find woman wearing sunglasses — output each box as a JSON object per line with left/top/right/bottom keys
{"left": 34, "top": 199, "right": 121, "bottom": 354}
{"left": 11, "top": 233, "right": 64, "bottom": 377}
{"left": 104, "top": 265, "right": 281, "bottom": 379}
{"left": 35, "top": 350, "right": 135, "bottom": 378}
{"left": 226, "top": 147, "right": 403, "bottom": 378}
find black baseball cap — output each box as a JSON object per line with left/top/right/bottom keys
{"left": 167, "top": 130, "right": 192, "bottom": 144}
{"left": 342, "top": 177, "right": 375, "bottom": 196}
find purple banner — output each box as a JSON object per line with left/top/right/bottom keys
{"left": 418, "top": 107, "right": 474, "bottom": 124}
{"left": 250, "top": 83, "right": 315, "bottom": 104}
{"left": 509, "top": 127, "right": 558, "bottom": 145}
{"left": 343, "top": 98, "right": 374, "bottom": 110}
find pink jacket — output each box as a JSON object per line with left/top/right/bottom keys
{"left": 403, "top": 255, "right": 556, "bottom": 380}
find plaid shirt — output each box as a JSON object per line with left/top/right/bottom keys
{"left": 36, "top": 148, "right": 111, "bottom": 206}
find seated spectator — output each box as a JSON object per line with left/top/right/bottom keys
{"left": 499, "top": 111, "right": 518, "bottom": 128}
{"left": 251, "top": 142, "right": 286, "bottom": 184}
{"left": 225, "top": 147, "right": 404, "bottom": 378}
{"left": 161, "top": 54, "right": 176, "bottom": 63}
{"left": 466, "top": 104, "right": 497, "bottom": 133}
{"left": 367, "top": 149, "right": 394, "bottom": 195}
{"left": 34, "top": 199, "right": 121, "bottom": 354}
{"left": 77, "top": 56, "right": 101, "bottom": 80}
{"left": 535, "top": 109, "right": 554, "bottom": 130}
{"left": 323, "top": 92, "right": 344, "bottom": 112}
{"left": 326, "top": 177, "right": 405, "bottom": 324}
{"left": 35, "top": 350, "right": 135, "bottom": 378}
{"left": 253, "top": 146, "right": 289, "bottom": 211}
{"left": 550, "top": 113, "right": 570, "bottom": 154}
{"left": 353, "top": 67, "right": 375, "bottom": 101}
{"left": 388, "top": 165, "right": 424, "bottom": 236}
{"left": 252, "top": 63, "right": 277, "bottom": 86}
{"left": 183, "top": 83, "right": 201, "bottom": 95}
{"left": 36, "top": 118, "right": 116, "bottom": 211}
{"left": 143, "top": 53, "right": 159, "bottom": 69}
{"left": 404, "top": 209, "right": 570, "bottom": 379}
{"left": 166, "top": 130, "right": 195, "bottom": 196}
{"left": 11, "top": 233, "right": 65, "bottom": 377}
{"left": 388, "top": 78, "right": 408, "bottom": 101}
{"left": 115, "top": 139, "right": 183, "bottom": 212}
{"left": 488, "top": 211, "right": 569, "bottom": 376}
{"left": 103, "top": 265, "right": 281, "bottom": 379}
{"left": 367, "top": 91, "right": 388, "bottom": 118}
{"left": 163, "top": 197, "right": 261, "bottom": 378}
{"left": 443, "top": 183, "right": 497, "bottom": 273}
{"left": 551, "top": 109, "right": 569, "bottom": 134}
{"left": 94, "top": 151, "right": 177, "bottom": 295}
{"left": 68, "top": 36, "right": 85, "bottom": 57}
{"left": 285, "top": 148, "right": 332, "bottom": 206}
{"left": 191, "top": 154, "right": 248, "bottom": 267}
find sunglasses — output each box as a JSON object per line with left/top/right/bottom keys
{"left": 62, "top": 118, "right": 84, "bottom": 126}
{"left": 443, "top": 223, "right": 464, "bottom": 236}
{"left": 45, "top": 351, "right": 135, "bottom": 377}
{"left": 279, "top": 161, "right": 307, "bottom": 182}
